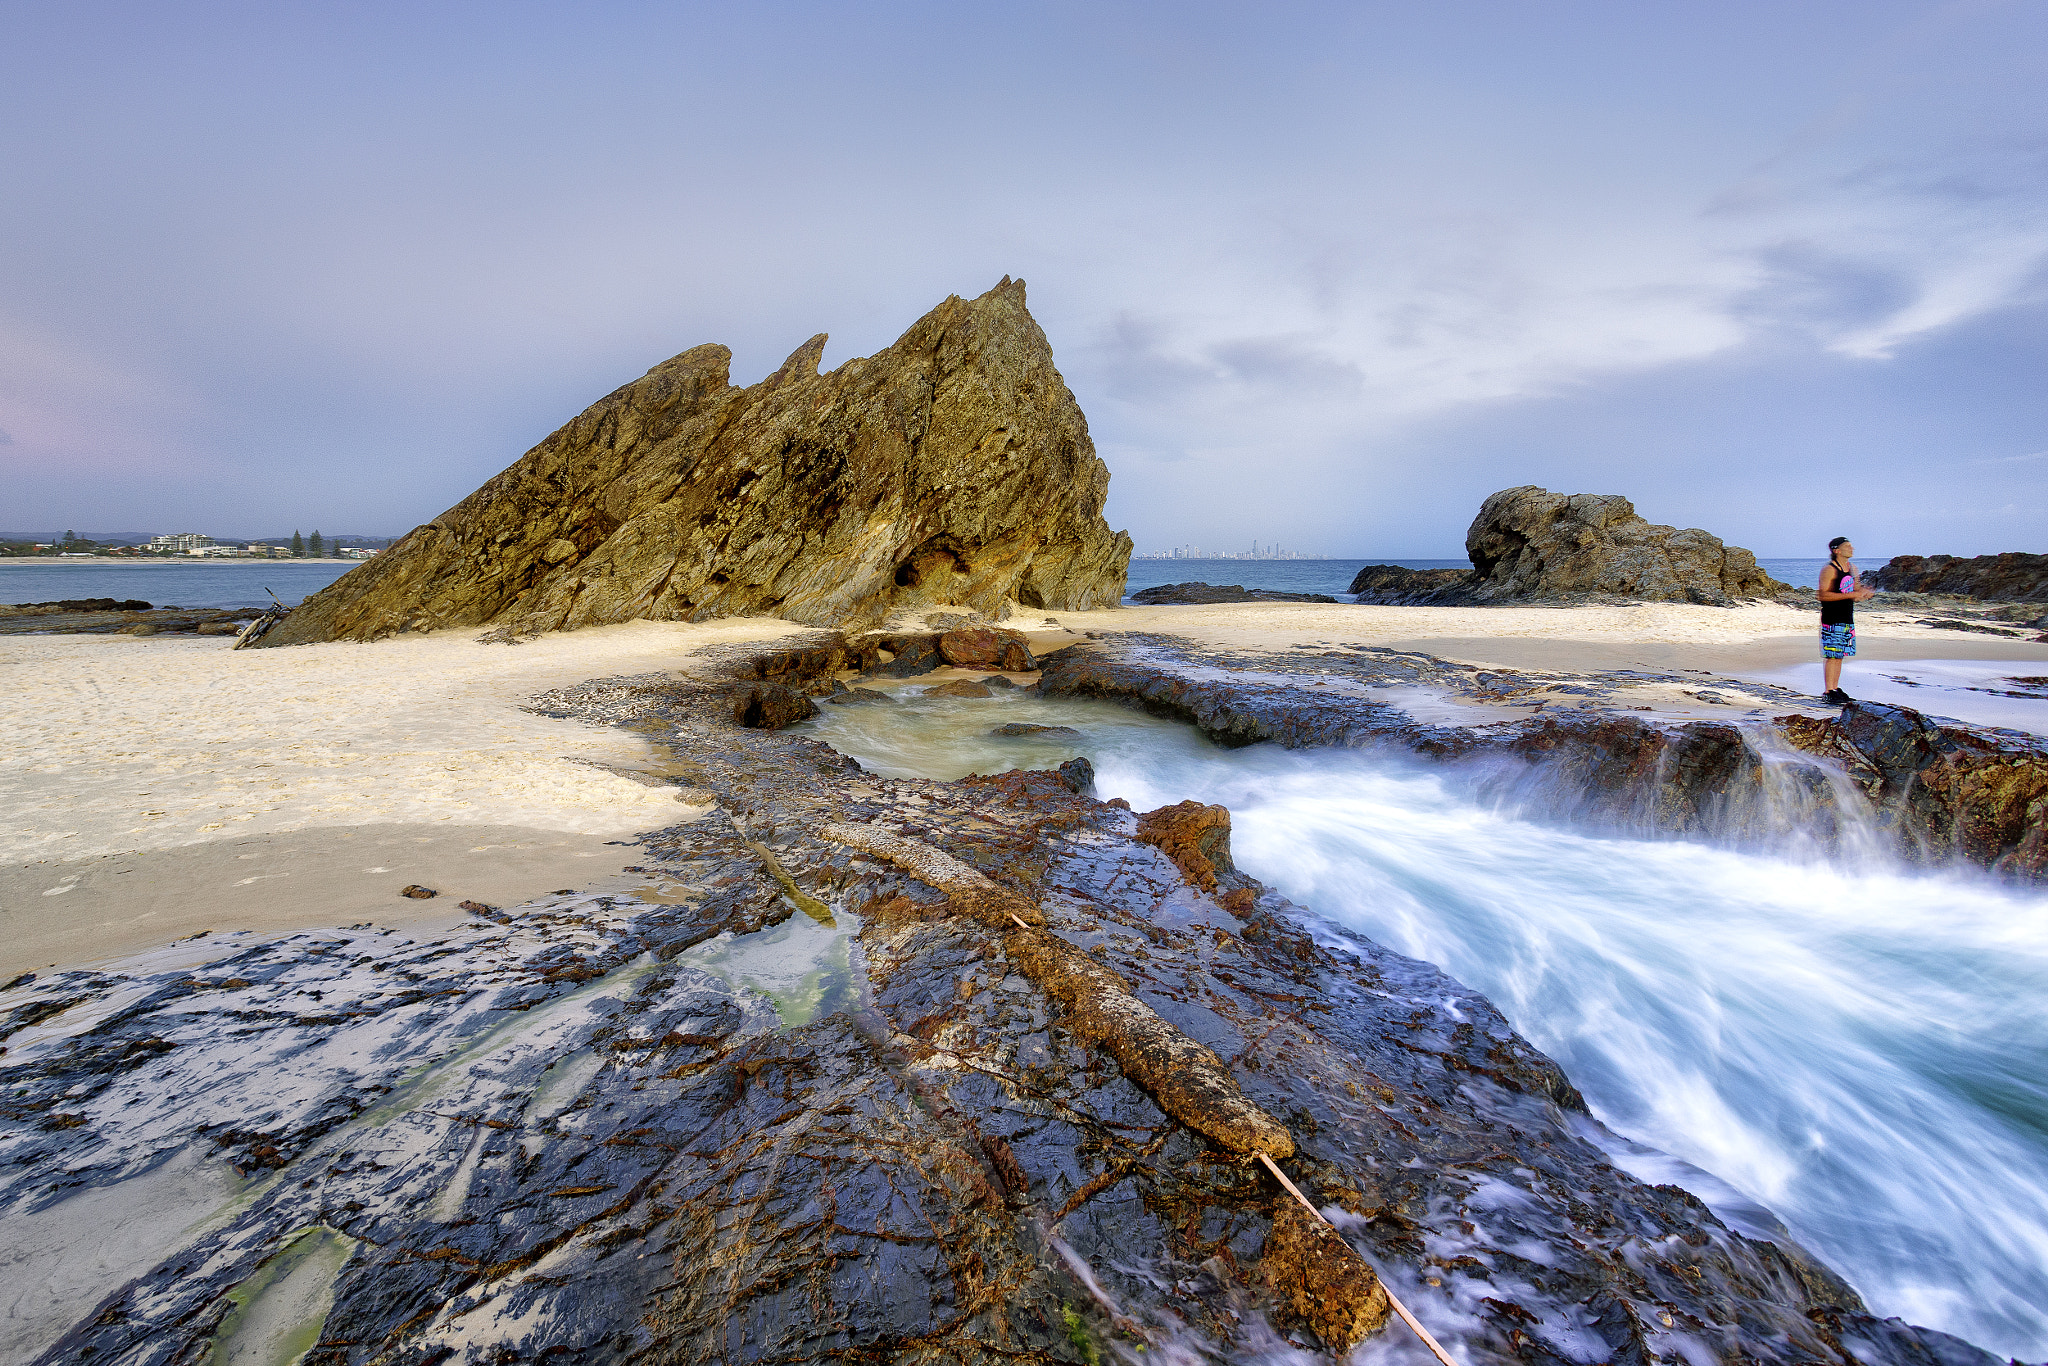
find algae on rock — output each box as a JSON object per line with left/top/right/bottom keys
{"left": 254, "top": 278, "right": 1130, "bottom": 646}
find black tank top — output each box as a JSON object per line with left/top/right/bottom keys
{"left": 1822, "top": 562, "right": 1855, "bottom": 625}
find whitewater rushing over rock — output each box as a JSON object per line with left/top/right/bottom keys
{"left": 799, "top": 677, "right": 2048, "bottom": 1359}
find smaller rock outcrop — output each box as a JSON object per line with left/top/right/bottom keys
{"left": 1458, "top": 487, "right": 1786, "bottom": 604}
{"left": 1134, "top": 800, "right": 1245, "bottom": 894}
{"left": 937, "top": 626, "right": 1036, "bottom": 671}
{"left": 1777, "top": 701, "right": 2048, "bottom": 879}
{"left": 1870, "top": 553, "right": 2047, "bottom": 602}
{"left": 1130, "top": 582, "right": 1338, "bottom": 605}
{"left": 1349, "top": 489, "right": 1785, "bottom": 606}
{"left": 923, "top": 678, "right": 993, "bottom": 698}
{"left": 731, "top": 683, "right": 817, "bottom": 729}
{"left": 0, "top": 603, "right": 256, "bottom": 637}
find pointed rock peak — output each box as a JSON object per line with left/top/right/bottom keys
{"left": 762, "top": 333, "right": 828, "bottom": 391}
{"left": 248, "top": 283, "right": 1130, "bottom": 646}
{"left": 644, "top": 342, "right": 733, "bottom": 382}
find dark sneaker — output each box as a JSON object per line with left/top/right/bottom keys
{"left": 1824, "top": 689, "right": 1852, "bottom": 705}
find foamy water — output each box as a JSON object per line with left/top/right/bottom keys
{"left": 800, "top": 686, "right": 2048, "bottom": 1359}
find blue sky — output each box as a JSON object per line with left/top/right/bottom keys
{"left": 1, "top": 1, "right": 2042, "bottom": 556}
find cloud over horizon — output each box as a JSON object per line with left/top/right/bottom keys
{"left": 1, "top": 1, "right": 2042, "bottom": 556}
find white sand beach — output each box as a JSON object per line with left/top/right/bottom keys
{"left": 6, "top": 601, "right": 2043, "bottom": 978}
{"left": 1, "top": 618, "right": 807, "bottom": 976}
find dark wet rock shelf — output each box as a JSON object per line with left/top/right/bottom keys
{"left": 0, "top": 601, "right": 255, "bottom": 636}
{"left": 1130, "top": 582, "right": 1339, "bottom": 605}
{"left": 2, "top": 633, "right": 2018, "bottom": 1365}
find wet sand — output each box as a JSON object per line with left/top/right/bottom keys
{"left": 0, "top": 823, "right": 669, "bottom": 981}
{"left": 2, "top": 618, "right": 802, "bottom": 974}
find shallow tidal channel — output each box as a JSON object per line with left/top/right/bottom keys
{"left": 795, "top": 678, "right": 2048, "bottom": 1360}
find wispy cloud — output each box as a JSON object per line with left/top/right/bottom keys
{"left": 1969, "top": 449, "right": 2048, "bottom": 466}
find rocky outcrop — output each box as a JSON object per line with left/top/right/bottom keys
{"left": 252, "top": 279, "right": 1130, "bottom": 646}
{"left": 1129, "top": 582, "right": 1338, "bottom": 605}
{"left": 1459, "top": 487, "right": 1786, "bottom": 603}
{"left": 1358, "top": 488, "right": 1786, "bottom": 606}
{"left": 0, "top": 603, "right": 257, "bottom": 636}
{"left": 1871, "top": 552, "right": 2048, "bottom": 602}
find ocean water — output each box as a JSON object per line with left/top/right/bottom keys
{"left": 796, "top": 683, "right": 2048, "bottom": 1360}
{"left": 2, "top": 555, "right": 1871, "bottom": 611}
{"left": 1122, "top": 557, "right": 1885, "bottom": 599}
{"left": 0, "top": 560, "right": 359, "bottom": 609}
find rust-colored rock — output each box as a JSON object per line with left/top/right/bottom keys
{"left": 923, "top": 678, "right": 993, "bottom": 698}
{"left": 937, "top": 626, "right": 1036, "bottom": 671}
{"left": 1262, "top": 1199, "right": 1392, "bottom": 1351}
{"left": 730, "top": 683, "right": 816, "bottom": 730}
{"left": 1135, "top": 800, "right": 1237, "bottom": 891}
{"left": 251, "top": 278, "right": 1130, "bottom": 646}
{"left": 398, "top": 884, "right": 437, "bottom": 899}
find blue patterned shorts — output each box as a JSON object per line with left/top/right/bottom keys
{"left": 1821, "top": 623, "right": 1856, "bottom": 659}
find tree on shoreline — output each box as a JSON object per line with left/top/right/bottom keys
{"left": 291, "top": 530, "right": 304, "bottom": 557}
{"left": 309, "top": 530, "right": 324, "bottom": 557}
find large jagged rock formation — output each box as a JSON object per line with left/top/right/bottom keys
{"left": 1352, "top": 488, "right": 1785, "bottom": 605}
{"left": 1871, "top": 552, "right": 2048, "bottom": 602}
{"left": 254, "top": 279, "right": 1130, "bottom": 646}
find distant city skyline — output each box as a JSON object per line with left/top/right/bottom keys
{"left": 2, "top": 3, "right": 2043, "bottom": 559}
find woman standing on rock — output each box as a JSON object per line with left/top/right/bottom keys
{"left": 1819, "top": 535, "right": 1874, "bottom": 705}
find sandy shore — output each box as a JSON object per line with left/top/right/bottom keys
{"left": 8, "top": 600, "right": 2043, "bottom": 976}
{"left": 1, "top": 618, "right": 807, "bottom": 972}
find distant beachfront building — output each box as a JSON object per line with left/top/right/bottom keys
{"left": 150, "top": 532, "right": 214, "bottom": 553}
{"left": 339, "top": 547, "right": 378, "bottom": 559}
